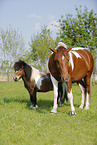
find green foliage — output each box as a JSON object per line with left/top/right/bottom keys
{"left": 29, "top": 26, "right": 56, "bottom": 71}
{"left": 57, "top": 6, "right": 97, "bottom": 57}
{"left": 0, "top": 25, "right": 26, "bottom": 81}
{"left": 0, "top": 82, "right": 97, "bottom": 145}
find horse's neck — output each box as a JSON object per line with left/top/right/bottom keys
{"left": 31, "top": 67, "right": 45, "bottom": 84}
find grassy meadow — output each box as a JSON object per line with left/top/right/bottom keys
{"left": 0, "top": 81, "right": 97, "bottom": 145}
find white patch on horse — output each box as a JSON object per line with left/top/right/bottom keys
{"left": 16, "top": 71, "right": 19, "bottom": 73}
{"left": 71, "top": 47, "right": 85, "bottom": 51}
{"left": 31, "top": 67, "right": 43, "bottom": 89}
{"left": 62, "top": 56, "right": 65, "bottom": 60}
{"left": 79, "top": 84, "right": 85, "bottom": 109}
{"left": 69, "top": 52, "right": 74, "bottom": 71}
{"left": 69, "top": 47, "right": 84, "bottom": 70}
{"left": 50, "top": 74, "right": 58, "bottom": 110}
{"left": 85, "top": 92, "right": 89, "bottom": 110}
{"left": 71, "top": 51, "right": 81, "bottom": 58}
{"left": 55, "top": 42, "right": 67, "bottom": 50}
{"left": 68, "top": 89, "right": 75, "bottom": 112}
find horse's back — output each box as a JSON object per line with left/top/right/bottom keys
{"left": 70, "top": 48, "right": 94, "bottom": 82}
{"left": 77, "top": 49, "right": 94, "bottom": 73}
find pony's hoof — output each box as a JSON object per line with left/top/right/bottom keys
{"left": 50, "top": 109, "right": 57, "bottom": 114}
{"left": 30, "top": 104, "right": 38, "bottom": 109}
{"left": 59, "top": 103, "right": 64, "bottom": 107}
{"left": 70, "top": 111, "right": 77, "bottom": 116}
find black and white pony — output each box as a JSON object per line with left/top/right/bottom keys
{"left": 13, "top": 60, "right": 68, "bottom": 109}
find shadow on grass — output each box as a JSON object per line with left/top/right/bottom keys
{"left": 4, "top": 97, "right": 29, "bottom": 104}
{"left": 26, "top": 99, "right": 53, "bottom": 113}
{"left": 3, "top": 97, "right": 80, "bottom": 114}
{"left": 3, "top": 97, "right": 53, "bottom": 113}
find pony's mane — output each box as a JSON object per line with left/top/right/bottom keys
{"left": 14, "top": 60, "right": 27, "bottom": 70}
{"left": 14, "top": 60, "right": 32, "bottom": 80}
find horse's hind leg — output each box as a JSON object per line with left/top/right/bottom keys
{"left": 78, "top": 79, "right": 86, "bottom": 109}
{"left": 79, "top": 83, "right": 85, "bottom": 109}
{"left": 85, "top": 75, "right": 91, "bottom": 110}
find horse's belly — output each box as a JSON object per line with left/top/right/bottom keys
{"left": 71, "top": 69, "right": 87, "bottom": 82}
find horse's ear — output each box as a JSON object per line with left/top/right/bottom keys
{"left": 49, "top": 48, "right": 57, "bottom": 53}
{"left": 67, "top": 46, "right": 74, "bottom": 52}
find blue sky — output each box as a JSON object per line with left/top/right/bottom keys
{"left": 0, "top": 0, "right": 97, "bottom": 48}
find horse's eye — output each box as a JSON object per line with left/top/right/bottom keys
{"left": 56, "top": 60, "right": 59, "bottom": 64}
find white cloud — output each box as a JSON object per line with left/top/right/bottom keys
{"left": 47, "top": 21, "right": 60, "bottom": 31}
{"left": 28, "top": 14, "right": 43, "bottom": 19}
{"left": 48, "top": 14, "right": 56, "bottom": 21}
{"left": 35, "top": 23, "right": 41, "bottom": 31}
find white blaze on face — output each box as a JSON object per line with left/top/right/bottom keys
{"left": 62, "top": 55, "right": 65, "bottom": 60}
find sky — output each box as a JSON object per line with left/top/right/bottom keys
{"left": 0, "top": 0, "right": 97, "bottom": 48}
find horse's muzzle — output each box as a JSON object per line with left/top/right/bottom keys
{"left": 61, "top": 76, "right": 69, "bottom": 83}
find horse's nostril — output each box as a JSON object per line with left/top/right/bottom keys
{"left": 14, "top": 77, "right": 17, "bottom": 81}
{"left": 61, "top": 77, "right": 64, "bottom": 82}
{"left": 61, "top": 76, "right": 69, "bottom": 82}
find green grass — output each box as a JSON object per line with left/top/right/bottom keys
{"left": 0, "top": 81, "right": 97, "bottom": 145}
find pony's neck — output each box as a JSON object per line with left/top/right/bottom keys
{"left": 31, "top": 67, "right": 43, "bottom": 84}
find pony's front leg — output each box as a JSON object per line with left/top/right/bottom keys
{"left": 68, "top": 89, "right": 77, "bottom": 115}
{"left": 30, "top": 87, "right": 38, "bottom": 109}
{"left": 50, "top": 75, "right": 58, "bottom": 113}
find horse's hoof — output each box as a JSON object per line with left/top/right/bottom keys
{"left": 70, "top": 111, "right": 77, "bottom": 116}
{"left": 84, "top": 106, "right": 89, "bottom": 110}
{"left": 50, "top": 109, "right": 57, "bottom": 114}
{"left": 79, "top": 105, "right": 83, "bottom": 109}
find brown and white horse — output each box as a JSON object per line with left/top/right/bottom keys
{"left": 48, "top": 46, "right": 94, "bottom": 115}
{"left": 13, "top": 60, "right": 68, "bottom": 109}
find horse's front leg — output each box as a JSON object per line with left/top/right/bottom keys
{"left": 50, "top": 75, "right": 58, "bottom": 113}
{"left": 68, "top": 82, "right": 76, "bottom": 115}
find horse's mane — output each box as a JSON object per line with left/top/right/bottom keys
{"left": 57, "top": 46, "right": 66, "bottom": 50}
{"left": 14, "top": 60, "right": 32, "bottom": 80}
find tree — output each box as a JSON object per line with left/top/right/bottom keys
{"left": 0, "top": 25, "right": 25, "bottom": 81}
{"left": 29, "top": 26, "right": 56, "bottom": 71}
{"left": 57, "top": 6, "right": 97, "bottom": 57}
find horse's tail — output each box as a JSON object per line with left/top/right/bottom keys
{"left": 84, "top": 79, "right": 92, "bottom": 101}
{"left": 58, "top": 82, "right": 68, "bottom": 106}
{"left": 89, "top": 79, "right": 92, "bottom": 101}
